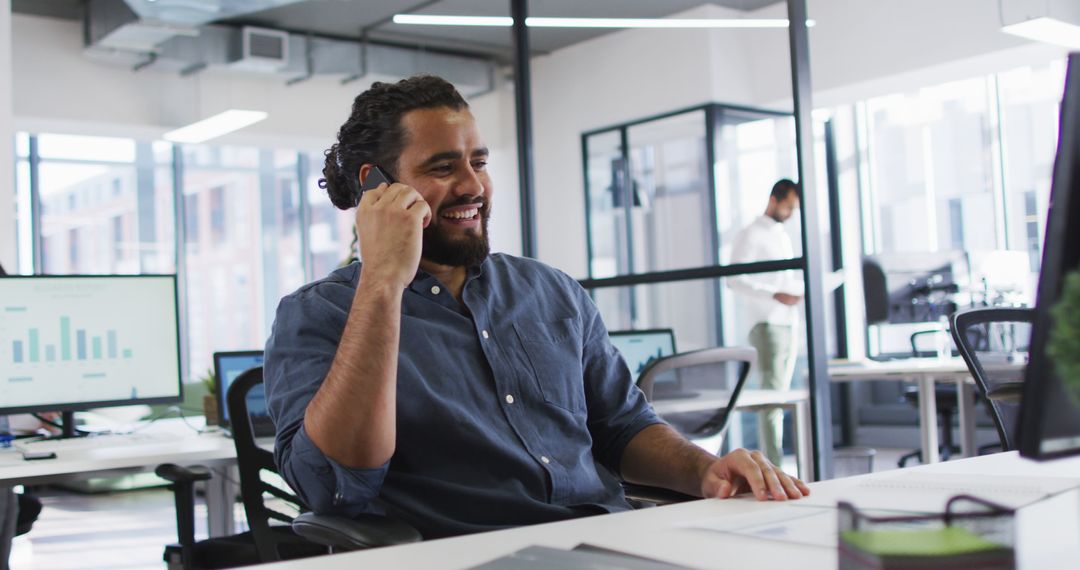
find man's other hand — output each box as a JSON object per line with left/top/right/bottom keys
{"left": 700, "top": 448, "right": 810, "bottom": 501}
{"left": 773, "top": 292, "right": 801, "bottom": 306}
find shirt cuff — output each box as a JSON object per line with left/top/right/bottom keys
{"left": 284, "top": 425, "right": 390, "bottom": 516}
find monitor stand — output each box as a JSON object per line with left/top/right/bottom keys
{"left": 59, "top": 411, "right": 82, "bottom": 439}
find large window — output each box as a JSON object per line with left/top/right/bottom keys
{"left": 13, "top": 136, "right": 354, "bottom": 382}
{"left": 35, "top": 135, "right": 175, "bottom": 276}
{"left": 853, "top": 61, "right": 1065, "bottom": 357}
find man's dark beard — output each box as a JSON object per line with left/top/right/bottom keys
{"left": 421, "top": 201, "right": 491, "bottom": 267}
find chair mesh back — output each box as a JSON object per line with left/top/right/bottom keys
{"left": 227, "top": 367, "right": 312, "bottom": 561}
{"left": 952, "top": 308, "right": 1033, "bottom": 451}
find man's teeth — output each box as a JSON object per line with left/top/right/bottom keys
{"left": 443, "top": 208, "right": 479, "bottom": 220}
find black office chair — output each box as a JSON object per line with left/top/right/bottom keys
{"left": 950, "top": 307, "right": 1033, "bottom": 452}
{"left": 158, "top": 366, "right": 420, "bottom": 569}
{"left": 897, "top": 330, "right": 963, "bottom": 467}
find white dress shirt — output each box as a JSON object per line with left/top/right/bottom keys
{"left": 728, "top": 215, "right": 803, "bottom": 326}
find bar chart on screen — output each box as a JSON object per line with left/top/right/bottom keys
{"left": 0, "top": 276, "right": 181, "bottom": 410}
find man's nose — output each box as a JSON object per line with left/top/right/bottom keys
{"left": 453, "top": 168, "right": 485, "bottom": 197}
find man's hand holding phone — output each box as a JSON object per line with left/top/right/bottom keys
{"left": 354, "top": 166, "right": 432, "bottom": 290}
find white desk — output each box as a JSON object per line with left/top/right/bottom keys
{"left": 652, "top": 389, "right": 813, "bottom": 481}
{"left": 0, "top": 418, "right": 240, "bottom": 537}
{"left": 828, "top": 358, "right": 1024, "bottom": 463}
{"left": 260, "top": 452, "right": 1080, "bottom": 570}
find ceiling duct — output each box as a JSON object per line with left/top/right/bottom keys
{"left": 82, "top": 2, "right": 496, "bottom": 96}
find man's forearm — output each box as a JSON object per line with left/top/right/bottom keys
{"left": 619, "top": 424, "right": 716, "bottom": 497}
{"left": 303, "top": 274, "right": 403, "bottom": 469}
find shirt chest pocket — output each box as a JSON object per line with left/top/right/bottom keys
{"left": 512, "top": 318, "right": 586, "bottom": 414}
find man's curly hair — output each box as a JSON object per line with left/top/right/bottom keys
{"left": 320, "top": 75, "right": 468, "bottom": 210}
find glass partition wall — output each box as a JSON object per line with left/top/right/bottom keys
{"left": 581, "top": 104, "right": 816, "bottom": 475}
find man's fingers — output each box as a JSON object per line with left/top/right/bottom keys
{"left": 407, "top": 199, "right": 433, "bottom": 228}
{"left": 776, "top": 471, "right": 805, "bottom": 499}
{"left": 754, "top": 456, "right": 787, "bottom": 501}
{"left": 740, "top": 454, "right": 769, "bottom": 500}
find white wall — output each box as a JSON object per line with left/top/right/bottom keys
{"left": 0, "top": 1, "right": 14, "bottom": 272}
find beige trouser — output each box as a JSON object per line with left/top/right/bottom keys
{"left": 748, "top": 323, "right": 796, "bottom": 466}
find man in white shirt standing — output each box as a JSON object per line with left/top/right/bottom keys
{"left": 728, "top": 179, "right": 803, "bottom": 467}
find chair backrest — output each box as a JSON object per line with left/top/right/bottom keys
{"left": 227, "top": 366, "right": 312, "bottom": 561}
{"left": 950, "top": 307, "right": 1034, "bottom": 451}
{"left": 637, "top": 346, "right": 756, "bottom": 439}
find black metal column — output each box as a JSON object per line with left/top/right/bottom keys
{"left": 787, "top": 0, "right": 834, "bottom": 480}
{"left": 511, "top": 0, "right": 537, "bottom": 258}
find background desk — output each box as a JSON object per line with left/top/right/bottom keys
{"left": 828, "top": 358, "right": 1024, "bottom": 463}
{"left": 260, "top": 452, "right": 1080, "bottom": 570}
{"left": 0, "top": 418, "right": 239, "bottom": 537}
{"left": 651, "top": 389, "right": 813, "bottom": 480}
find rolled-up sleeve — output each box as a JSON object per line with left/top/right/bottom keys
{"left": 264, "top": 285, "right": 389, "bottom": 516}
{"left": 574, "top": 283, "right": 664, "bottom": 475}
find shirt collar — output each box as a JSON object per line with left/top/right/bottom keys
{"left": 757, "top": 214, "right": 782, "bottom": 230}
{"left": 406, "top": 255, "right": 490, "bottom": 293}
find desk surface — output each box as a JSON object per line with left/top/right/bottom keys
{"left": 261, "top": 452, "right": 1080, "bottom": 570}
{"left": 0, "top": 418, "right": 236, "bottom": 485}
{"left": 828, "top": 357, "right": 1024, "bottom": 381}
{"left": 650, "top": 388, "right": 809, "bottom": 415}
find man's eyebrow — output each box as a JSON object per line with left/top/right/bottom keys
{"left": 419, "top": 147, "right": 489, "bottom": 166}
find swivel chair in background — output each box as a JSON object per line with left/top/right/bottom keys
{"left": 950, "top": 307, "right": 1033, "bottom": 452}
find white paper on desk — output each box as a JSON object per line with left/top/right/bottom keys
{"left": 799, "top": 472, "right": 1080, "bottom": 512}
{"left": 680, "top": 505, "right": 837, "bottom": 548}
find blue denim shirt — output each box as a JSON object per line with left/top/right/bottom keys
{"left": 264, "top": 253, "right": 662, "bottom": 538}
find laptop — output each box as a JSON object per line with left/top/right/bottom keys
{"left": 608, "top": 329, "right": 699, "bottom": 400}
{"left": 213, "top": 350, "right": 274, "bottom": 438}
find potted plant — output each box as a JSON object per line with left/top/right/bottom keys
{"left": 200, "top": 368, "right": 219, "bottom": 426}
{"left": 1048, "top": 269, "right": 1080, "bottom": 406}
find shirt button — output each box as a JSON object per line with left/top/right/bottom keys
{"left": 430, "top": 285, "right": 441, "bottom": 295}
{"left": 541, "top": 456, "right": 551, "bottom": 464}
{"left": 505, "top": 394, "right": 514, "bottom": 404}
{"left": 482, "top": 329, "right": 490, "bottom": 339}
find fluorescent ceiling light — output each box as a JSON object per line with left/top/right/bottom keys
{"left": 393, "top": 15, "right": 512, "bottom": 27}
{"left": 392, "top": 14, "right": 814, "bottom": 29}
{"left": 1002, "top": 17, "right": 1080, "bottom": 50}
{"left": 163, "top": 109, "right": 268, "bottom": 144}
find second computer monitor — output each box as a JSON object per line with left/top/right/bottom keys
{"left": 609, "top": 329, "right": 677, "bottom": 378}
{"left": 212, "top": 350, "right": 271, "bottom": 435}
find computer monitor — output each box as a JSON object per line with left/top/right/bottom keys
{"left": 1018, "top": 53, "right": 1080, "bottom": 460}
{"left": 0, "top": 274, "right": 182, "bottom": 437}
{"left": 609, "top": 329, "right": 677, "bottom": 378}
{"left": 212, "top": 350, "right": 271, "bottom": 435}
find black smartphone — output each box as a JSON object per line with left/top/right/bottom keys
{"left": 359, "top": 165, "right": 394, "bottom": 195}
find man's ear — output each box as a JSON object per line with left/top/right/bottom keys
{"left": 358, "top": 164, "right": 374, "bottom": 186}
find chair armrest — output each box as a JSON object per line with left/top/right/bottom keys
{"left": 155, "top": 463, "right": 212, "bottom": 483}
{"left": 292, "top": 512, "right": 422, "bottom": 551}
{"left": 621, "top": 483, "right": 697, "bottom": 507}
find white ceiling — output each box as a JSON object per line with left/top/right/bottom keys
{"left": 14, "top": 0, "right": 785, "bottom": 62}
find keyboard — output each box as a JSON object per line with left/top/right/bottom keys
{"left": 15, "top": 431, "right": 184, "bottom": 454}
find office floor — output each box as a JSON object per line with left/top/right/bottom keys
{"left": 7, "top": 448, "right": 913, "bottom": 569}
{"left": 9, "top": 486, "right": 215, "bottom": 570}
